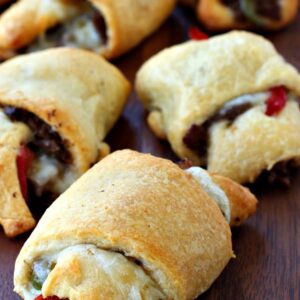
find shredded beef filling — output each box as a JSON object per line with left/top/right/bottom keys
{"left": 3, "top": 106, "right": 71, "bottom": 164}
{"left": 183, "top": 102, "right": 252, "bottom": 158}
{"left": 258, "top": 160, "right": 298, "bottom": 187}
{"left": 93, "top": 13, "right": 108, "bottom": 43}
{"left": 183, "top": 93, "right": 299, "bottom": 186}
{"left": 221, "top": 0, "right": 281, "bottom": 22}
{"left": 183, "top": 123, "right": 209, "bottom": 157}
{"left": 3, "top": 106, "right": 72, "bottom": 213}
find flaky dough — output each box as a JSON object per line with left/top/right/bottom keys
{"left": 180, "top": 0, "right": 299, "bottom": 30}
{"left": 0, "top": 48, "right": 130, "bottom": 237}
{"left": 0, "top": 0, "right": 176, "bottom": 59}
{"left": 136, "top": 31, "right": 300, "bottom": 183}
{"left": 0, "top": 112, "right": 35, "bottom": 237}
{"left": 13, "top": 150, "right": 257, "bottom": 300}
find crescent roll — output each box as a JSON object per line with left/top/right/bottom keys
{"left": 180, "top": 0, "right": 299, "bottom": 31}
{"left": 136, "top": 31, "right": 300, "bottom": 184}
{"left": 0, "top": 47, "right": 130, "bottom": 237}
{"left": 0, "top": 0, "right": 176, "bottom": 60}
{"left": 14, "top": 150, "right": 257, "bottom": 300}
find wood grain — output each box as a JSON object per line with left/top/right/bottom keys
{"left": 0, "top": 5, "right": 299, "bottom": 300}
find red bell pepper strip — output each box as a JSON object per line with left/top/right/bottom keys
{"left": 35, "top": 295, "right": 68, "bottom": 300}
{"left": 16, "top": 145, "right": 34, "bottom": 201}
{"left": 188, "top": 27, "right": 209, "bottom": 41}
{"left": 265, "top": 86, "right": 287, "bottom": 116}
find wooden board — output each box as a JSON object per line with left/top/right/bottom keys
{"left": 1, "top": 6, "right": 299, "bottom": 300}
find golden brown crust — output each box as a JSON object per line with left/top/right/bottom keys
{"left": 182, "top": 0, "right": 299, "bottom": 31}
{"left": 92, "top": 0, "right": 176, "bottom": 59}
{"left": 136, "top": 31, "right": 300, "bottom": 183}
{"left": 0, "top": 48, "right": 129, "bottom": 237}
{"left": 208, "top": 101, "right": 300, "bottom": 183}
{"left": 1, "top": 217, "right": 35, "bottom": 238}
{"left": 210, "top": 174, "right": 257, "bottom": 226}
{"left": 0, "top": 47, "right": 130, "bottom": 173}
{"left": 0, "top": 0, "right": 176, "bottom": 59}
{"left": 0, "top": 115, "right": 36, "bottom": 237}
{"left": 40, "top": 245, "right": 166, "bottom": 299}
{"left": 14, "top": 150, "right": 233, "bottom": 300}
{"left": 197, "top": 0, "right": 238, "bottom": 30}
{"left": 0, "top": 0, "right": 85, "bottom": 50}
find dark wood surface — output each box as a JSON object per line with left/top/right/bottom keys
{"left": 1, "top": 6, "right": 300, "bottom": 300}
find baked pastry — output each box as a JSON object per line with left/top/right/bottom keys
{"left": 136, "top": 31, "right": 300, "bottom": 184}
{"left": 14, "top": 150, "right": 257, "bottom": 300}
{"left": 180, "top": 0, "right": 299, "bottom": 31}
{"left": 0, "top": 0, "right": 176, "bottom": 60}
{"left": 0, "top": 47, "right": 130, "bottom": 237}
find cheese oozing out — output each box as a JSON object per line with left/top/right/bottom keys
{"left": 0, "top": 108, "right": 77, "bottom": 197}
{"left": 219, "top": 91, "right": 269, "bottom": 115}
{"left": 27, "top": 4, "right": 106, "bottom": 53}
{"left": 185, "top": 167, "right": 231, "bottom": 223}
{"left": 25, "top": 245, "right": 166, "bottom": 300}
{"left": 28, "top": 154, "right": 77, "bottom": 196}
{"left": 219, "top": 91, "right": 297, "bottom": 118}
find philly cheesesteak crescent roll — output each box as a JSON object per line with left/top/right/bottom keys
{"left": 180, "top": 0, "right": 299, "bottom": 31}
{"left": 136, "top": 31, "right": 300, "bottom": 185}
{"left": 0, "top": 0, "right": 176, "bottom": 60}
{"left": 14, "top": 150, "right": 257, "bottom": 300}
{"left": 0, "top": 47, "right": 130, "bottom": 237}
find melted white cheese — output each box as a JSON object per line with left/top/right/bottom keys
{"left": 220, "top": 92, "right": 269, "bottom": 115}
{"left": 32, "top": 260, "right": 52, "bottom": 285}
{"left": 24, "top": 258, "right": 57, "bottom": 300}
{"left": 29, "top": 155, "right": 59, "bottom": 188}
{"left": 61, "top": 15, "right": 103, "bottom": 50}
{"left": 53, "top": 168, "right": 78, "bottom": 194}
{"left": 0, "top": 110, "right": 75, "bottom": 197}
{"left": 28, "top": 155, "right": 77, "bottom": 195}
{"left": 24, "top": 245, "right": 165, "bottom": 300}
{"left": 28, "top": 5, "right": 104, "bottom": 53}
{"left": 185, "top": 167, "right": 231, "bottom": 223}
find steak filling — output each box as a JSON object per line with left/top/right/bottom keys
{"left": 3, "top": 106, "right": 75, "bottom": 204}
{"left": 183, "top": 90, "right": 299, "bottom": 186}
{"left": 257, "top": 160, "right": 298, "bottom": 187}
{"left": 4, "top": 106, "right": 71, "bottom": 164}
{"left": 183, "top": 102, "right": 252, "bottom": 158}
